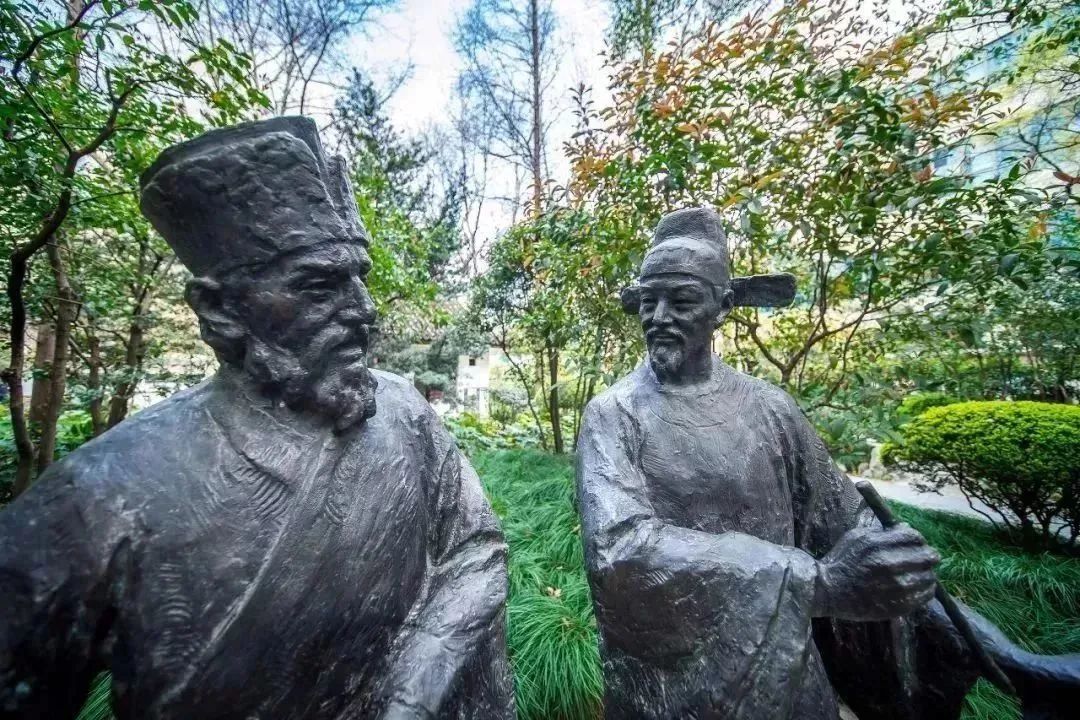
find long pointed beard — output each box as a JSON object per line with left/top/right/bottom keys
{"left": 243, "top": 336, "right": 378, "bottom": 432}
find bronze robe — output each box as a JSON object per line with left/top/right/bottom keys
{"left": 577, "top": 359, "right": 977, "bottom": 720}
{"left": 0, "top": 369, "right": 513, "bottom": 719}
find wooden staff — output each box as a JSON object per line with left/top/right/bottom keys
{"left": 854, "top": 480, "right": 1016, "bottom": 696}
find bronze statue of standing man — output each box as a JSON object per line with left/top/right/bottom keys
{"left": 577, "top": 207, "right": 1080, "bottom": 719}
{"left": 0, "top": 117, "right": 514, "bottom": 720}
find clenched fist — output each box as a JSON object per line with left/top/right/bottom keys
{"left": 814, "top": 524, "right": 940, "bottom": 621}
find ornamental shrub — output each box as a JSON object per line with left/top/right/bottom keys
{"left": 878, "top": 440, "right": 901, "bottom": 467}
{"left": 897, "top": 392, "right": 959, "bottom": 420}
{"left": 899, "top": 401, "right": 1080, "bottom": 549}
{"left": 879, "top": 392, "right": 959, "bottom": 467}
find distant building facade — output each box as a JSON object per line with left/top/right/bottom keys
{"left": 455, "top": 348, "right": 518, "bottom": 417}
{"left": 938, "top": 25, "right": 1078, "bottom": 190}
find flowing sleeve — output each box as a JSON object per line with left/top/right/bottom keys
{"left": 576, "top": 393, "right": 826, "bottom": 719}
{"left": 0, "top": 461, "right": 126, "bottom": 720}
{"left": 775, "top": 393, "right": 981, "bottom": 720}
{"left": 375, "top": 415, "right": 514, "bottom": 720}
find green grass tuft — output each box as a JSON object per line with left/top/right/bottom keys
{"left": 75, "top": 672, "right": 113, "bottom": 720}
{"left": 474, "top": 450, "right": 603, "bottom": 720}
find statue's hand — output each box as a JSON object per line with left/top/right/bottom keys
{"left": 815, "top": 525, "right": 940, "bottom": 621}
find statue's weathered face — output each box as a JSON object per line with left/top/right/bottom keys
{"left": 244, "top": 242, "right": 375, "bottom": 359}
{"left": 638, "top": 273, "right": 721, "bottom": 381}
{"left": 202, "top": 241, "right": 379, "bottom": 431}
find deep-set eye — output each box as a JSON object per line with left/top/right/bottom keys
{"left": 297, "top": 282, "right": 339, "bottom": 301}
{"left": 292, "top": 271, "right": 345, "bottom": 295}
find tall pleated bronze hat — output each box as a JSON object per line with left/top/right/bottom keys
{"left": 620, "top": 206, "right": 796, "bottom": 312}
{"left": 139, "top": 116, "right": 368, "bottom": 278}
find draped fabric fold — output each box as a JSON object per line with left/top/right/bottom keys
{"left": 577, "top": 360, "right": 978, "bottom": 719}
{"left": 0, "top": 370, "right": 514, "bottom": 720}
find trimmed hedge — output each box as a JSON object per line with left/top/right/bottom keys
{"left": 897, "top": 391, "right": 959, "bottom": 419}
{"left": 879, "top": 392, "right": 959, "bottom": 467}
{"left": 900, "top": 401, "right": 1080, "bottom": 549}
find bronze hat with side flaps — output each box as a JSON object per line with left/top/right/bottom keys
{"left": 620, "top": 206, "right": 796, "bottom": 313}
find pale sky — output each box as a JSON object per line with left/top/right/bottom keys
{"left": 349, "top": 0, "right": 611, "bottom": 136}
{"left": 340, "top": 0, "right": 612, "bottom": 258}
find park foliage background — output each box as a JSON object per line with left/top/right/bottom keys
{"left": 1, "top": 1, "right": 1079, "bottom": 719}
{"left": 2, "top": 0, "right": 1078, "bottom": 484}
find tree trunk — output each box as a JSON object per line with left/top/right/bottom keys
{"left": 571, "top": 372, "right": 584, "bottom": 450}
{"left": 28, "top": 323, "right": 56, "bottom": 430}
{"left": 528, "top": 0, "right": 543, "bottom": 222}
{"left": 5, "top": 236, "right": 49, "bottom": 496}
{"left": 5, "top": 0, "right": 121, "bottom": 495}
{"left": 548, "top": 346, "right": 563, "bottom": 454}
{"left": 31, "top": 0, "right": 88, "bottom": 473}
{"left": 86, "top": 331, "right": 106, "bottom": 437}
{"left": 35, "top": 241, "right": 78, "bottom": 474}
{"left": 5, "top": 374, "right": 35, "bottom": 496}
{"left": 107, "top": 317, "right": 145, "bottom": 428}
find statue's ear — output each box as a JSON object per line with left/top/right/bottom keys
{"left": 717, "top": 287, "right": 734, "bottom": 317}
{"left": 186, "top": 277, "right": 245, "bottom": 349}
{"left": 620, "top": 285, "right": 641, "bottom": 314}
{"left": 731, "top": 273, "right": 797, "bottom": 307}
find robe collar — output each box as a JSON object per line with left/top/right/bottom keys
{"left": 642, "top": 353, "right": 733, "bottom": 398}
{"left": 205, "top": 366, "right": 340, "bottom": 491}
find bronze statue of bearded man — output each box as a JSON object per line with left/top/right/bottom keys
{"left": 0, "top": 117, "right": 514, "bottom": 720}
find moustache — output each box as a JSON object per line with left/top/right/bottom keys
{"left": 308, "top": 324, "right": 372, "bottom": 364}
{"left": 646, "top": 328, "right": 685, "bottom": 345}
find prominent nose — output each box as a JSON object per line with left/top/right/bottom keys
{"left": 652, "top": 297, "right": 673, "bottom": 325}
{"left": 341, "top": 277, "right": 377, "bottom": 326}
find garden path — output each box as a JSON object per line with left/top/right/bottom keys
{"left": 854, "top": 475, "right": 996, "bottom": 522}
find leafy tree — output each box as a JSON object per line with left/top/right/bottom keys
{"left": 606, "top": 0, "right": 760, "bottom": 61}
{"left": 1, "top": 0, "right": 264, "bottom": 495}
{"left": 471, "top": 216, "right": 566, "bottom": 451}
{"left": 936, "top": 0, "right": 1079, "bottom": 204}
{"left": 470, "top": 206, "right": 637, "bottom": 451}
{"left": 332, "top": 70, "right": 469, "bottom": 392}
{"left": 198, "top": 0, "right": 395, "bottom": 115}
{"left": 454, "top": 0, "right": 574, "bottom": 450}
{"left": 566, "top": 0, "right": 1053, "bottom": 411}
{"left": 64, "top": 186, "right": 189, "bottom": 435}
